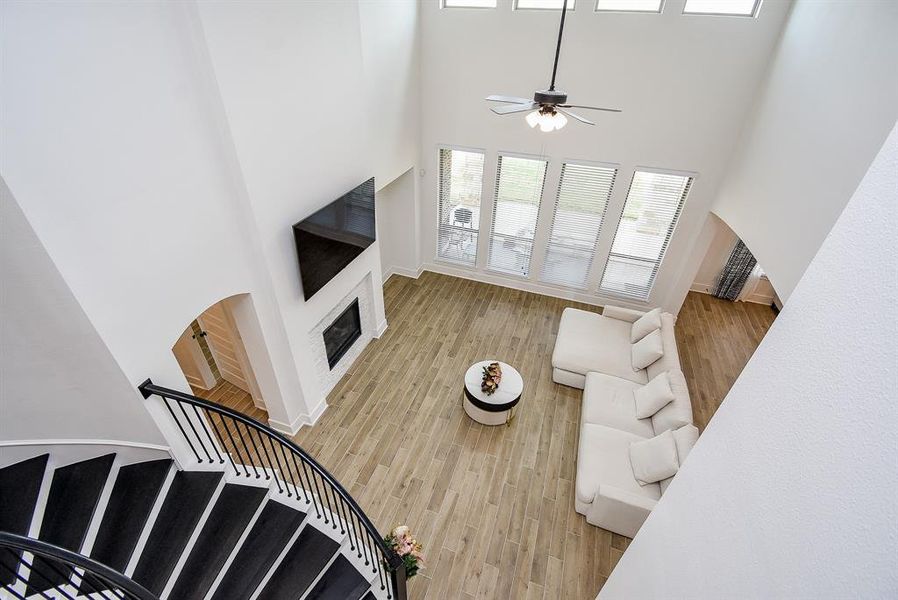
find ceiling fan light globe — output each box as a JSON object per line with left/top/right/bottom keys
{"left": 553, "top": 112, "right": 568, "bottom": 131}
{"left": 525, "top": 110, "right": 541, "bottom": 128}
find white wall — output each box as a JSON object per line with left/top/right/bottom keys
{"left": 601, "top": 123, "right": 898, "bottom": 599}
{"left": 690, "top": 214, "right": 738, "bottom": 293}
{"left": 1, "top": 179, "right": 165, "bottom": 445}
{"left": 359, "top": 0, "right": 421, "bottom": 189}
{"left": 711, "top": 0, "right": 898, "bottom": 301}
{"left": 0, "top": 0, "right": 263, "bottom": 386}
{"left": 418, "top": 0, "right": 791, "bottom": 312}
{"left": 1, "top": 0, "right": 420, "bottom": 440}
{"left": 378, "top": 168, "right": 421, "bottom": 280}
{"left": 193, "top": 0, "right": 418, "bottom": 424}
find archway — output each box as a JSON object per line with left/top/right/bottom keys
{"left": 171, "top": 294, "right": 270, "bottom": 422}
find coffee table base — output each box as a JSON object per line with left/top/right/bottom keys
{"left": 463, "top": 397, "right": 515, "bottom": 426}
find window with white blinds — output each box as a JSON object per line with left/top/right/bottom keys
{"left": 442, "top": 0, "right": 497, "bottom": 7}
{"left": 540, "top": 163, "right": 617, "bottom": 288}
{"left": 683, "top": 0, "right": 760, "bottom": 16}
{"left": 487, "top": 155, "right": 548, "bottom": 277}
{"left": 515, "top": 0, "right": 576, "bottom": 9}
{"left": 599, "top": 170, "right": 692, "bottom": 300}
{"left": 437, "top": 148, "right": 485, "bottom": 266}
{"left": 595, "top": 0, "right": 663, "bottom": 13}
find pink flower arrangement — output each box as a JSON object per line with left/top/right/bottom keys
{"left": 384, "top": 525, "right": 424, "bottom": 579}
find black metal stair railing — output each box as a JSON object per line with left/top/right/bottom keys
{"left": 138, "top": 379, "right": 407, "bottom": 600}
{"left": 0, "top": 531, "right": 158, "bottom": 600}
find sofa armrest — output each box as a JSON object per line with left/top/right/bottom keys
{"left": 601, "top": 305, "right": 646, "bottom": 323}
{"left": 586, "top": 485, "right": 658, "bottom": 538}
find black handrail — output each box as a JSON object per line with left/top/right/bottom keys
{"left": 0, "top": 531, "right": 158, "bottom": 600}
{"left": 138, "top": 379, "right": 406, "bottom": 600}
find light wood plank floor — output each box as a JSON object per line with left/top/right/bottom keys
{"left": 202, "top": 273, "right": 775, "bottom": 599}
{"left": 675, "top": 290, "right": 777, "bottom": 431}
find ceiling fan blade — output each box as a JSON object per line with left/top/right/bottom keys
{"left": 557, "top": 108, "right": 595, "bottom": 126}
{"left": 558, "top": 104, "right": 622, "bottom": 113}
{"left": 491, "top": 102, "right": 537, "bottom": 115}
{"left": 486, "top": 94, "right": 534, "bottom": 104}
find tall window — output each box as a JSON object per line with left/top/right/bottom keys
{"left": 442, "top": 0, "right": 497, "bottom": 7}
{"left": 683, "top": 0, "right": 760, "bottom": 16}
{"left": 515, "top": 0, "right": 576, "bottom": 9}
{"left": 488, "top": 155, "right": 548, "bottom": 276}
{"left": 595, "top": 0, "right": 663, "bottom": 13}
{"left": 437, "top": 148, "right": 485, "bottom": 266}
{"left": 599, "top": 170, "right": 692, "bottom": 300}
{"left": 540, "top": 163, "right": 617, "bottom": 288}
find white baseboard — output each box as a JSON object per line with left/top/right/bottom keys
{"left": 305, "top": 398, "right": 328, "bottom": 426}
{"left": 421, "top": 261, "right": 651, "bottom": 313}
{"left": 267, "top": 398, "right": 328, "bottom": 436}
{"left": 375, "top": 319, "right": 389, "bottom": 338}
{"left": 690, "top": 282, "right": 714, "bottom": 294}
{"left": 689, "top": 286, "right": 776, "bottom": 306}
{"left": 383, "top": 264, "right": 424, "bottom": 283}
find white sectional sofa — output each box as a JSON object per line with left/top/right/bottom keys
{"left": 552, "top": 305, "right": 698, "bottom": 538}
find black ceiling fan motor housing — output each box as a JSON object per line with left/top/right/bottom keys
{"left": 533, "top": 89, "right": 567, "bottom": 105}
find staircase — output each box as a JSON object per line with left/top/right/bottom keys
{"left": 0, "top": 382, "right": 405, "bottom": 600}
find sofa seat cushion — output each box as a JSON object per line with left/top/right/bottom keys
{"left": 576, "top": 423, "right": 661, "bottom": 505}
{"left": 553, "top": 308, "right": 648, "bottom": 384}
{"left": 582, "top": 373, "right": 655, "bottom": 438}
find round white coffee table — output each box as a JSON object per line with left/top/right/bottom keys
{"left": 463, "top": 361, "right": 523, "bottom": 426}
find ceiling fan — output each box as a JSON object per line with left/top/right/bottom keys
{"left": 486, "top": 0, "right": 621, "bottom": 132}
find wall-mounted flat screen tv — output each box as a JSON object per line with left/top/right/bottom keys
{"left": 293, "top": 177, "right": 376, "bottom": 301}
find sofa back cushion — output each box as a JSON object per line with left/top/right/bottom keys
{"left": 631, "top": 329, "right": 664, "bottom": 370}
{"left": 630, "top": 307, "right": 662, "bottom": 343}
{"left": 634, "top": 372, "right": 675, "bottom": 419}
{"left": 651, "top": 369, "right": 693, "bottom": 435}
{"left": 659, "top": 424, "right": 700, "bottom": 494}
{"left": 646, "top": 313, "right": 682, "bottom": 381}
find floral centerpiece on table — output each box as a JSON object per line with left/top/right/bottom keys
{"left": 481, "top": 361, "right": 502, "bottom": 395}
{"left": 384, "top": 525, "right": 424, "bottom": 579}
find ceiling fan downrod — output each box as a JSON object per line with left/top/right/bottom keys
{"left": 548, "top": 0, "right": 569, "bottom": 92}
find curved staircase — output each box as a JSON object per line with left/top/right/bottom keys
{"left": 0, "top": 382, "right": 404, "bottom": 600}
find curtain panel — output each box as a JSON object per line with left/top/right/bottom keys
{"left": 714, "top": 240, "right": 757, "bottom": 301}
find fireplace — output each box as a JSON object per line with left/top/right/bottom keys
{"left": 323, "top": 298, "right": 362, "bottom": 370}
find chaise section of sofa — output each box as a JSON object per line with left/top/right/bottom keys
{"left": 551, "top": 306, "right": 681, "bottom": 389}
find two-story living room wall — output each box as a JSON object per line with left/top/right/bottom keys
{"left": 709, "top": 0, "right": 898, "bottom": 302}
{"left": 194, "top": 0, "right": 420, "bottom": 422}
{"left": 417, "top": 0, "right": 791, "bottom": 313}
{"left": 1, "top": 0, "right": 420, "bottom": 439}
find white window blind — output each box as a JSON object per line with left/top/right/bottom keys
{"left": 540, "top": 163, "right": 617, "bottom": 288}
{"left": 442, "top": 0, "right": 497, "bottom": 8}
{"left": 437, "top": 148, "right": 485, "bottom": 266}
{"left": 683, "top": 0, "right": 760, "bottom": 16}
{"left": 595, "top": 0, "right": 663, "bottom": 13}
{"left": 599, "top": 170, "right": 692, "bottom": 300}
{"left": 515, "top": 0, "right": 576, "bottom": 9}
{"left": 488, "top": 155, "right": 548, "bottom": 277}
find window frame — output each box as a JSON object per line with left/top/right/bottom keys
{"left": 486, "top": 151, "right": 550, "bottom": 278}
{"left": 435, "top": 144, "right": 488, "bottom": 267}
{"left": 594, "top": 0, "right": 665, "bottom": 14}
{"left": 597, "top": 166, "right": 697, "bottom": 302}
{"left": 682, "top": 0, "right": 762, "bottom": 18}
